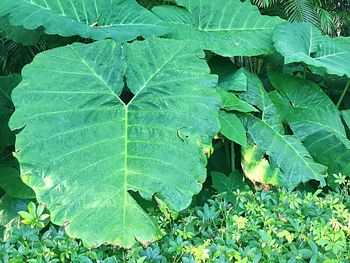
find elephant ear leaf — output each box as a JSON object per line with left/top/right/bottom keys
{"left": 238, "top": 71, "right": 326, "bottom": 190}
{"left": 9, "top": 38, "right": 220, "bottom": 248}
{"left": 152, "top": 0, "right": 282, "bottom": 56}
{"left": 235, "top": 68, "right": 283, "bottom": 133}
{"left": 0, "top": 0, "right": 170, "bottom": 41}
{"left": 273, "top": 22, "right": 350, "bottom": 77}
{"left": 242, "top": 114, "right": 327, "bottom": 190}
{"left": 269, "top": 73, "right": 350, "bottom": 185}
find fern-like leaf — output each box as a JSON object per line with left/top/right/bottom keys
{"left": 284, "top": 0, "right": 319, "bottom": 26}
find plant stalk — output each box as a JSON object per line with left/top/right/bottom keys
{"left": 336, "top": 80, "right": 350, "bottom": 109}
{"left": 231, "top": 141, "right": 235, "bottom": 171}
{"left": 303, "top": 63, "right": 307, "bottom": 79}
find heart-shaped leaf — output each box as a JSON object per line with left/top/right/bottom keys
{"left": 10, "top": 38, "right": 220, "bottom": 247}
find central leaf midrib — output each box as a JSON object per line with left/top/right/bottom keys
{"left": 123, "top": 106, "right": 128, "bottom": 238}
{"left": 120, "top": 42, "right": 194, "bottom": 233}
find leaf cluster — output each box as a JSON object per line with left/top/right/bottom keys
{"left": 0, "top": 0, "right": 349, "bottom": 249}
{"left": 1, "top": 185, "right": 350, "bottom": 262}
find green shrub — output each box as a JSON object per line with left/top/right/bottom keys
{"left": 1, "top": 185, "right": 350, "bottom": 263}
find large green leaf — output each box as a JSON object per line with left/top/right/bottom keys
{"left": 0, "top": 74, "right": 21, "bottom": 148}
{"left": 237, "top": 71, "right": 326, "bottom": 189}
{"left": 152, "top": 0, "right": 282, "bottom": 56}
{"left": 273, "top": 22, "right": 350, "bottom": 77}
{"left": 269, "top": 73, "right": 350, "bottom": 182}
{"left": 0, "top": 0, "right": 170, "bottom": 41}
{"left": 9, "top": 39, "right": 220, "bottom": 247}
{"left": 243, "top": 114, "right": 327, "bottom": 190}
{"left": 235, "top": 68, "right": 283, "bottom": 133}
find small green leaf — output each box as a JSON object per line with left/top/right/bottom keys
{"left": 18, "top": 211, "right": 34, "bottom": 220}
{"left": 217, "top": 88, "right": 258, "bottom": 113}
{"left": 39, "top": 214, "right": 50, "bottom": 221}
{"left": 27, "top": 202, "right": 36, "bottom": 216}
{"left": 21, "top": 218, "right": 33, "bottom": 225}
{"left": 211, "top": 171, "right": 249, "bottom": 203}
{"left": 219, "top": 111, "right": 247, "bottom": 147}
{"left": 36, "top": 204, "right": 45, "bottom": 217}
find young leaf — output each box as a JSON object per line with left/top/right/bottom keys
{"left": 273, "top": 22, "right": 350, "bottom": 77}
{"left": 36, "top": 204, "right": 45, "bottom": 217}
{"left": 219, "top": 111, "right": 247, "bottom": 147}
{"left": 0, "top": 0, "right": 170, "bottom": 41}
{"left": 27, "top": 202, "right": 36, "bottom": 216}
{"left": 152, "top": 0, "right": 283, "bottom": 56}
{"left": 217, "top": 88, "right": 258, "bottom": 113}
{"left": 17, "top": 211, "right": 34, "bottom": 220}
{"left": 9, "top": 38, "right": 220, "bottom": 248}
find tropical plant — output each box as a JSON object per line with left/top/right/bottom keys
{"left": 0, "top": 0, "right": 349, "bottom": 251}
{"left": 251, "top": 0, "right": 350, "bottom": 36}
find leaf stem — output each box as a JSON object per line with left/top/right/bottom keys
{"left": 303, "top": 63, "right": 307, "bottom": 79}
{"left": 231, "top": 141, "right": 235, "bottom": 171}
{"left": 336, "top": 80, "right": 350, "bottom": 109}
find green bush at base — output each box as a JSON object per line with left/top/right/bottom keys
{"left": 1, "top": 185, "right": 350, "bottom": 263}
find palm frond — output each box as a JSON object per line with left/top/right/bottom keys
{"left": 0, "top": 38, "right": 45, "bottom": 75}
{"left": 317, "top": 8, "right": 336, "bottom": 35}
{"left": 251, "top": 0, "right": 278, "bottom": 8}
{"left": 284, "top": 0, "right": 320, "bottom": 26}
